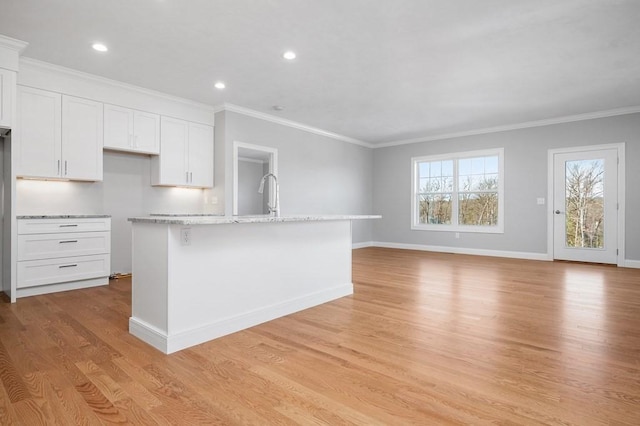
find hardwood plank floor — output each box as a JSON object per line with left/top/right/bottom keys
{"left": 1, "top": 247, "right": 640, "bottom": 424}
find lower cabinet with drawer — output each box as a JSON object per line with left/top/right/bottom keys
{"left": 16, "top": 217, "right": 111, "bottom": 298}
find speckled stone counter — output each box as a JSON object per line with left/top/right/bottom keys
{"left": 17, "top": 214, "right": 111, "bottom": 219}
{"left": 129, "top": 214, "right": 381, "bottom": 225}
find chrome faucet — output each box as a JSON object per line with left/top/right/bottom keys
{"left": 258, "top": 173, "right": 280, "bottom": 217}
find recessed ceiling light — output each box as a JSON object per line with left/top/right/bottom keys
{"left": 92, "top": 43, "right": 108, "bottom": 52}
{"left": 214, "top": 82, "right": 226, "bottom": 89}
{"left": 283, "top": 51, "right": 296, "bottom": 60}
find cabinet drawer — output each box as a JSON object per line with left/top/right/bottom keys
{"left": 17, "top": 254, "right": 110, "bottom": 289}
{"left": 18, "top": 218, "right": 111, "bottom": 234}
{"left": 18, "top": 232, "right": 110, "bottom": 261}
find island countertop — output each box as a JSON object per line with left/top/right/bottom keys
{"left": 128, "top": 214, "right": 381, "bottom": 225}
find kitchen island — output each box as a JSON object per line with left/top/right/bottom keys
{"left": 127, "top": 214, "right": 380, "bottom": 353}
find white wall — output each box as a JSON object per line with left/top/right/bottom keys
{"left": 372, "top": 113, "right": 640, "bottom": 262}
{"left": 213, "top": 111, "right": 374, "bottom": 244}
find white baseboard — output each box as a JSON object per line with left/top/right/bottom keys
{"left": 129, "top": 318, "right": 169, "bottom": 353}
{"left": 624, "top": 259, "right": 640, "bottom": 269}
{"left": 16, "top": 276, "right": 109, "bottom": 298}
{"left": 352, "top": 241, "right": 374, "bottom": 249}
{"left": 372, "top": 241, "right": 551, "bottom": 261}
{"left": 130, "top": 283, "right": 353, "bottom": 354}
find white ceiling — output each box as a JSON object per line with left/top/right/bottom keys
{"left": 2, "top": 0, "right": 639, "bottom": 145}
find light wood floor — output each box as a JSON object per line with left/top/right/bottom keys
{"left": 1, "top": 248, "right": 640, "bottom": 425}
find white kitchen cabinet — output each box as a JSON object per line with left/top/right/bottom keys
{"left": 151, "top": 117, "right": 214, "bottom": 188}
{"left": 16, "top": 217, "right": 111, "bottom": 298}
{"left": 153, "top": 116, "right": 188, "bottom": 185}
{"left": 104, "top": 104, "right": 160, "bottom": 154}
{"left": 16, "top": 86, "right": 62, "bottom": 178}
{"left": 0, "top": 68, "right": 15, "bottom": 129}
{"left": 16, "top": 86, "right": 104, "bottom": 181}
{"left": 62, "top": 95, "right": 104, "bottom": 180}
{"left": 187, "top": 122, "right": 214, "bottom": 187}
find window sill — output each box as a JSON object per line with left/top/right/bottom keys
{"left": 411, "top": 224, "right": 504, "bottom": 234}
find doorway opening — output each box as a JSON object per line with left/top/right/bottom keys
{"left": 232, "top": 141, "right": 278, "bottom": 216}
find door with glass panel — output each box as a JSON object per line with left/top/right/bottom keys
{"left": 552, "top": 148, "right": 618, "bottom": 263}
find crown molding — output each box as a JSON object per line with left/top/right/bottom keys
{"left": 20, "top": 57, "right": 216, "bottom": 113}
{"left": 373, "top": 106, "right": 640, "bottom": 148}
{"left": 217, "top": 103, "right": 373, "bottom": 148}
{"left": 0, "top": 35, "right": 29, "bottom": 53}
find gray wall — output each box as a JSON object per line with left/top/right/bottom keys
{"left": 372, "top": 113, "right": 640, "bottom": 261}
{"left": 214, "top": 111, "right": 374, "bottom": 243}
{"left": 237, "top": 159, "right": 266, "bottom": 215}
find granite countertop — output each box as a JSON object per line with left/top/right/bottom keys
{"left": 17, "top": 214, "right": 112, "bottom": 219}
{"left": 150, "top": 214, "right": 224, "bottom": 217}
{"left": 129, "top": 214, "right": 381, "bottom": 225}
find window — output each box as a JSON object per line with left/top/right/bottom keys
{"left": 412, "top": 148, "right": 504, "bottom": 233}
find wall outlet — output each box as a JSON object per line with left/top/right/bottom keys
{"left": 181, "top": 228, "right": 191, "bottom": 246}
{"left": 455, "top": 232, "right": 460, "bottom": 239}
{"left": 537, "top": 198, "right": 545, "bottom": 205}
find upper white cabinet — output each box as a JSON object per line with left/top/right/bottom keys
{"left": 151, "top": 117, "right": 214, "bottom": 188}
{"left": 187, "top": 122, "right": 215, "bottom": 187}
{"left": 0, "top": 68, "right": 15, "bottom": 129}
{"left": 16, "top": 86, "right": 62, "bottom": 178}
{"left": 104, "top": 104, "right": 160, "bottom": 154}
{"left": 16, "top": 86, "right": 103, "bottom": 181}
{"left": 62, "top": 95, "right": 104, "bottom": 180}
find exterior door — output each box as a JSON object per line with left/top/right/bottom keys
{"left": 552, "top": 148, "right": 618, "bottom": 263}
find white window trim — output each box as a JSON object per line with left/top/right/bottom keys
{"left": 411, "top": 148, "right": 505, "bottom": 233}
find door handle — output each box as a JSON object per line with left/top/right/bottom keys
{"left": 555, "top": 210, "right": 563, "bottom": 214}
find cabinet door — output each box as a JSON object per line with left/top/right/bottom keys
{"left": 133, "top": 110, "right": 160, "bottom": 154}
{"left": 16, "top": 86, "right": 62, "bottom": 178}
{"left": 187, "top": 122, "right": 214, "bottom": 188}
{"left": 62, "top": 95, "right": 104, "bottom": 181}
{"left": 104, "top": 104, "right": 133, "bottom": 151}
{"left": 152, "top": 116, "right": 188, "bottom": 185}
{"left": 0, "top": 69, "right": 14, "bottom": 129}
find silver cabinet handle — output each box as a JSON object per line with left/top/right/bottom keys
{"left": 59, "top": 224, "right": 78, "bottom": 228}
{"left": 190, "top": 172, "right": 193, "bottom": 183}
{"left": 57, "top": 160, "right": 61, "bottom": 175}
{"left": 186, "top": 171, "right": 189, "bottom": 183}
{"left": 555, "top": 210, "right": 563, "bottom": 214}
{"left": 59, "top": 264, "right": 77, "bottom": 269}
{"left": 64, "top": 160, "right": 68, "bottom": 176}
{"left": 58, "top": 240, "right": 78, "bottom": 244}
